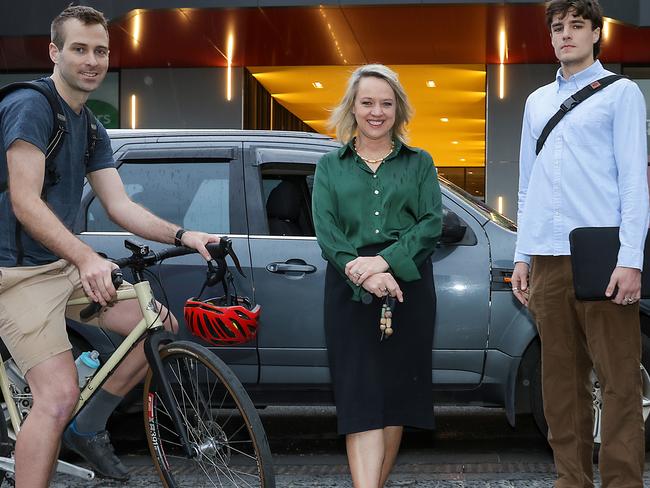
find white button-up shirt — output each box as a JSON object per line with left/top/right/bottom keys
{"left": 515, "top": 60, "right": 649, "bottom": 270}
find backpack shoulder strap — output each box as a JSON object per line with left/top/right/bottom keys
{"left": 0, "top": 79, "right": 67, "bottom": 193}
{"left": 535, "top": 74, "right": 625, "bottom": 156}
{"left": 82, "top": 105, "right": 99, "bottom": 164}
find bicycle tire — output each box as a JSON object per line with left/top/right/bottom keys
{"left": 143, "top": 341, "right": 275, "bottom": 487}
{"left": 0, "top": 413, "right": 11, "bottom": 487}
{"left": 0, "top": 359, "right": 17, "bottom": 487}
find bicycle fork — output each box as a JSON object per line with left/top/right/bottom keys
{"left": 144, "top": 330, "right": 197, "bottom": 459}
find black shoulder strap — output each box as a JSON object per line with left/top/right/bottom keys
{"left": 535, "top": 74, "right": 625, "bottom": 156}
{"left": 82, "top": 105, "right": 99, "bottom": 165}
{"left": 0, "top": 79, "right": 67, "bottom": 194}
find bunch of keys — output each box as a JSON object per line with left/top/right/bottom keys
{"left": 379, "top": 295, "right": 397, "bottom": 342}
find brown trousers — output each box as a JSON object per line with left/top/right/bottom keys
{"left": 528, "top": 256, "right": 644, "bottom": 488}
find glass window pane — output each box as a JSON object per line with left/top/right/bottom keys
{"left": 86, "top": 161, "right": 230, "bottom": 233}
{"left": 437, "top": 167, "right": 465, "bottom": 189}
{"left": 466, "top": 168, "right": 485, "bottom": 198}
{"left": 262, "top": 170, "right": 315, "bottom": 237}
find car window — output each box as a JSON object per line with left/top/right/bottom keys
{"left": 86, "top": 161, "right": 230, "bottom": 233}
{"left": 262, "top": 179, "right": 282, "bottom": 204}
{"left": 261, "top": 165, "right": 315, "bottom": 237}
{"left": 440, "top": 176, "right": 516, "bottom": 231}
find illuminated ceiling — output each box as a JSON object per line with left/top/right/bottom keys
{"left": 250, "top": 65, "right": 486, "bottom": 167}
{"left": 5, "top": 5, "right": 650, "bottom": 70}
{"left": 3, "top": 3, "right": 650, "bottom": 169}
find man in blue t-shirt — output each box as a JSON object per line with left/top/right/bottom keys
{"left": 0, "top": 6, "right": 220, "bottom": 486}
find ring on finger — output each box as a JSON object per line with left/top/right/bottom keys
{"left": 512, "top": 287, "right": 519, "bottom": 292}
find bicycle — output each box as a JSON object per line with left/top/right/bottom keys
{"left": 0, "top": 238, "right": 275, "bottom": 487}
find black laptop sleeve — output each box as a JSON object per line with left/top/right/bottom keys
{"left": 568, "top": 227, "right": 650, "bottom": 300}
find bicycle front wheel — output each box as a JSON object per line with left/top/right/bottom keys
{"left": 143, "top": 341, "right": 274, "bottom": 487}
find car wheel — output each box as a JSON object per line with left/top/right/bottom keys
{"left": 642, "top": 331, "right": 650, "bottom": 448}
{"left": 529, "top": 345, "right": 546, "bottom": 441}
{"left": 591, "top": 362, "right": 650, "bottom": 463}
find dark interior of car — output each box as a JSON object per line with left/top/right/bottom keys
{"left": 264, "top": 175, "right": 314, "bottom": 237}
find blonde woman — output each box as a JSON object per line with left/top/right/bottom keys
{"left": 312, "top": 64, "right": 442, "bottom": 488}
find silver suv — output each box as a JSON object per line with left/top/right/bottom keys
{"left": 69, "top": 129, "right": 650, "bottom": 447}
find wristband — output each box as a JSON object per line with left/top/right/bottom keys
{"left": 174, "top": 228, "right": 187, "bottom": 247}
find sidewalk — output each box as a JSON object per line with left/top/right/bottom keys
{"left": 45, "top": 452, "right": 650, "bottom": 487}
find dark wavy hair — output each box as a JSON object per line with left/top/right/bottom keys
{"left": 51, "top": 5, "right": 109, "bottom": 49}
{"left": 545, "top": 0, "right": 604, "bottom": 58}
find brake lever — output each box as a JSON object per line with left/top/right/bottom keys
{"left": 227, "top": 247, "right": 246, "bottom": 278}
{"left": 219, "top": 237, "right": 246, "bottom": 278}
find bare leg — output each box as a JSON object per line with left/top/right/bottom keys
{"left": 346, "top": 429, "right": 384, "bottom": 488}
{"left": 378, "top": 426, "right": 403, "bottom": 487}
{"left": 16, "top": 352, "right": 79, "bottom": 488}
{"left": 98, "top": 299, "right": 177, "bottom": 396}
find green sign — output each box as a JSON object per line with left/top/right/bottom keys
{"left": 86, "top": 99, "right": 119, "bottom": 129}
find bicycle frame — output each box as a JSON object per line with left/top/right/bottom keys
{"left": 0, "top": 278, "right": 194, "bottom": 478}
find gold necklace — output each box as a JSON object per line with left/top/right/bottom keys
{"left": 354, "top": 140, "right": 395, "bottom": 164}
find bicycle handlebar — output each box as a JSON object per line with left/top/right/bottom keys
{"left": 78, "top": 237, "right": 238, "bottom": 321}
{"left": 79, "top": 270, "right": 123, "bottom": 320}
{"left": 111, "top": 239, "right": 233, "bottom": 269}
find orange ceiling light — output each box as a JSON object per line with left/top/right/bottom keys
{"left": 249, "top": 65, "right": 486, "bottom": 167}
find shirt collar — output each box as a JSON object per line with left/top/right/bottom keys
{"left": 555, "top": 60, "right": 607, "bottom": 91}
{"left": 337, "top": 137, "right": 416, "bottom": 159}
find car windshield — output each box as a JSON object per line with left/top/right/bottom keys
{"left": 439, "top": 176, "right": 517, "bottom": 231}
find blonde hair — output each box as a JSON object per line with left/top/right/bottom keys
{"left": 329, "top": 64, "right": 413, "bottom": 144}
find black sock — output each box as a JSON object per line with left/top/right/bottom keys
{"left": 74, "top": 388, "right": 123, "bottom": 434}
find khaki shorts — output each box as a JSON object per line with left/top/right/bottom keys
{"left": 0, "top": 259, "right": 134, "bottom": 374}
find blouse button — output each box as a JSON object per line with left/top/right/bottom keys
{"left": 375, "top": 211, "right": 380, "bottom": 216}
{"left": 375, "top": 229, "right": 380, "bottom": 234}
{"left": 373, "top": 174, "right": 377, "bottom": 179}
{"left": 374, "top": 190, "right": 379, "bottom": 195}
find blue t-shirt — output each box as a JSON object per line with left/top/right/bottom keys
{"left": 0, "top": 77, "right": 114, "bottom": 266}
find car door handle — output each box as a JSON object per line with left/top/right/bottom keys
{"left": 266, "top": 261, "right": 316, "bottom": 274}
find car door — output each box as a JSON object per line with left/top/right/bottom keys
{"left": 244, "top": 143, "right": 332, "bottom": 385}
{"left": 244, "top": 141, "right": 490, "bottom": 389}
{"left": 75, "top": 139, "right": 259, "bottom": 383}
{"left": 431, "top": 190, "right": 490, "bottom": 389}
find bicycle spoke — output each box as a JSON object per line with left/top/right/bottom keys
{"left": 159, "top": 378, "right": 211, "bottom": 451}
{"left": 171, "top": 359, "right": 207, "bottom": 423}
{"left": 145, "top": 346, "right": 272, "bottom": 487}
{"left": 167, "top": 360, "right": 256, "bottom": 469}
{"left": 168, "top": 360, "right": 213, "bottom": 436}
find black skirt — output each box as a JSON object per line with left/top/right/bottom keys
{"left": 324, "top": 244, "right": 436, "bottom": 435}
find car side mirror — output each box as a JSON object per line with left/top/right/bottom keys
{"left": 440, "top": 208, "right": 467, "bottom": 244}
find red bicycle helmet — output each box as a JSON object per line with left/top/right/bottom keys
{"left": 184, "top": 258, "right": 261, "bottom": 346}
{"left": 184, "top": 295, "right": 260, "bottom": 346}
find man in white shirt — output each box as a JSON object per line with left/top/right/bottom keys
{"left": 511, "top": 0, "right": 649, "bottom": 486}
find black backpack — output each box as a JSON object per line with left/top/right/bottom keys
{"left": 0, "top": 78, "right": 100, "bottom": 265}
{"left": 0, "top": 78, "right": 99, "bottom": 197}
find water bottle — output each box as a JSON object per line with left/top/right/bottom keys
{"left": 75, "top": 350, "right": 100, "bottom": 388}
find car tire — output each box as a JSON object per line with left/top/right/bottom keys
{"left": 641, "top": 331, "right": 650, "bottom": 449}
{"left": 529, "top": 344, "right": 546, "bottom": 442}
{"left": 531, "top": 331, "right": 650, "bottom": 462}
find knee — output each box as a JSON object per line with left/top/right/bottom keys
{"left": 164, "top": 312, "right": 179, "bottom": 335}
{"left": 32, "top": 381, "right": 79, "bottom": 424}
